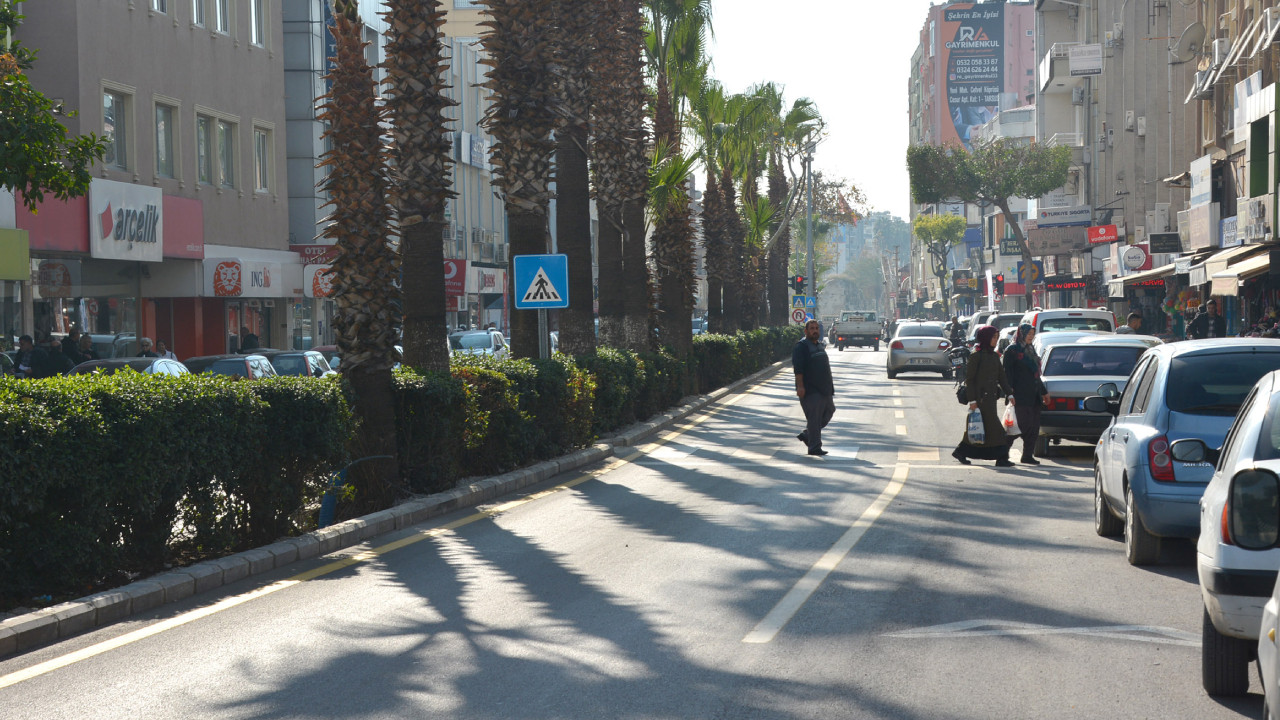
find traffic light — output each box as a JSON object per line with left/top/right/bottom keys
{"left": 992, "top": 273, "right": 1005, "bottom": 295}
{"left": 794, "top": 275, "right": 806, "bottom": 293}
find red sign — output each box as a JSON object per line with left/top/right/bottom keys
{"left": 1004, "top": 282, "right": 1026, "bottom": 295}
{"left": 443, "top": 259, "right": 467, "bottom": 296}
{"left": 1087, "top": 299, "right": 1108, "bottom": 308}
{"left": 291, "top": 244, "right": 340, "bottom": 265}
{"left": 211, "top": 260, "right": 243, "bottom": 297}
{"left": 163, "top": 195, "right": 204, "bottom": 259}
{"left": 1088, "top": 224, "right": 1118, "bottom": 244}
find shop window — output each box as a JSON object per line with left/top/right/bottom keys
{"left": 155, "top": 104, "right": 176, "bottom": 179}
{"left": 103, "top": 90, "right": 130, "bottom": 171}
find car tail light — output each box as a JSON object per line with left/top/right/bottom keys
{"left": 1148, "top": 435, "right": 1175, "bottom": 483}
{"left": 938, "top": 340, "right": 950, "bottom": 350}
{"left": 891, "top": 340, "right": 904, "bottom": 350}
{"left": 1045, "top": 396, "right": 1076, "bottom": 411}
{"left": 1221, "top": 502, "right": 1233, "bottom": 546}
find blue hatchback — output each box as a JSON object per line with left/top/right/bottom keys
{"left": 1089, "top": 339, "right": 1280, "bottom": 565}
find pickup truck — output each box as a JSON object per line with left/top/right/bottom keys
{"left": 831, "top": 310, "right": 880, "bottom": 351}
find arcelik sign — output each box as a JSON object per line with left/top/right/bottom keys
{"left": 1088, "top": 224, "right": 1118, "bottom": 244}
{"left": 89, "top": 179, "right": 163, "bottom": 262}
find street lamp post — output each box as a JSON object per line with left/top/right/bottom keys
{"left": 804, "top": 143, "right": 816, "bottom": 321}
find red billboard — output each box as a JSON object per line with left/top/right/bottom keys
{"left": 444, "top": 259, "right": 467, "bottom": 296}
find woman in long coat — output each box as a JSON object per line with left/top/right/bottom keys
{"left": 952, "top": 325, "right": 1014, "bottom": 466}
{"left": 1002, "top": 323, "right": 1049, "bottom": 464}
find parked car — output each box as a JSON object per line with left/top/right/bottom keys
{"left": 87, "top": 333, "right": 138, "bottom": 359}
{"left": 1086, "top": 339, "right": 1280, "bottom": 567}
{"left": 68, "top": 358, "right": 190, "bottom": 376}
{"left": 886, "top": 321, "right": 951, "bottom": 379}
{"left": 965, "top": 310, "right": 998, "bottom": 342}
{"left": 1076, "top": 333, "right": 1163, "bottom": 348}
{"left": 1168, "top": 370, "right": 1280, "bottom": 696}
{"left": 449, "top": 330, "right": 510, "bottom": 359}
{"left": 1021, "top": 307, "right": 1116, "bottom": 334}
{"left": 987, "top": 312, "right": 1028, "bottom": 352}
{"left": 183, "top": 353, "right": 278, "bottom": 379}
{"left": 1035, "top": 341, "right": 1149, "bottom": 456}
{"left": 1260, "top": 576, "right": 1280, "bottom": 714}
{"left": 1031, "top": 330, "right": 1114, "bottom": 358}
{"left": 263, "top": 350, "right": 336, "bottom": 378}
{"left": 0, "top": 351, "right": 13, "bottom": 377}
{"left": 692, "top": 318, "right": 707, "bottom": 336}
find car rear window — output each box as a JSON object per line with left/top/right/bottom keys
{"left": 209, "top": 360, "right": 249, "bottom": 377}
{"left": 1167, "top": 353, "right": 1280, "bottom": 415}
{"left": 896, "top": 325, "right": 943, "bottom": 338}
{"left": 1040, "top": 318, "right": 1113, "bottom": 332}
{"left": 272, "top": 355, "right": 307, "bottom": 375}
{"left": 1043, "top": 346, "right": 1145, "bottom": 377}
{"left": 990, "top": 315, "right": 1023, "bottom": 330}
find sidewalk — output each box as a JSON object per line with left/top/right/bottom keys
{"left": 0, "top": 360, "right": 788, "bottom": 658}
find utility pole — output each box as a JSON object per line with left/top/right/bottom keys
{"left": 804, "top": 144, "right": 816, "bottom": 320}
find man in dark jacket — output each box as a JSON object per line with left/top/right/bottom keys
{"left": 1002, "top": 324, "right": 1050, "bottom": 464}
{"left": 793, "top": 319, "right": 835, "bottom": 456}
{"left": 62, "top": 328, "right": 85, "bottom": 365}
{"left": 14, "top": 335, "right": 50, "bottom": 378}
{"left": 1187, "top": 298, "right": 1225, "bottom": 340}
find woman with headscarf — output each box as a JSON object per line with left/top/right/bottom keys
{"left": 1002, "top": 323, "right": 1050, "bottom": 464}
{"left": 952, "top": 325, "right": 1014, "bottom": 467}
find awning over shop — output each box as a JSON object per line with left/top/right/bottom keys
{"left": 1210, "top": 252, "right": 1271, "bottom": 296}
{"left": 1190, "top": 244, "right": 1269, "bottom": 285}
{"left": 922, "top": 300, "right": 940, "bottom": 310}
{"left": 1121, "top": 263, "right": 1176, "bottom": 286}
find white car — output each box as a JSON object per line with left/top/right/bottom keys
{"left": 1170, "top": 369, "right": 1280, "bottom": 696}
{"left": 1261, "top": 580, "right": 1280, "bottom": 718}
{"left": 449, "top": 330, "right": 510, "bottom": 359}
{"left": 1021, "top": 307, "right": 1117, "bottom": 335}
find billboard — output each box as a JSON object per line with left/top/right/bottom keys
{"left": 940, "top": 4, "right": 1004, "bottom": 149}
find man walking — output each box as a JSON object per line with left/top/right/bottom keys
{"left": 794, "top": 319, "right": 835, "bottom": 456}
{"left": 1187, "top": 298, "right": 1225, "bottom": 340}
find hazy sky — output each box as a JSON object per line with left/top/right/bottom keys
{"left": 707, "top": 0, "right": 940, "bottom": 220}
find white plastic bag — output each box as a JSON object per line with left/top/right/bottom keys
{"left": 966, "top": 409, "right": 985, "bottom": 444}
{"left": 1002, "top": 403, "right": 1021, "bottom": 437}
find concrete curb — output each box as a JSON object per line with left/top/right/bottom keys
{"left": 0, "top": 359, "right": 786, "bottom": 659}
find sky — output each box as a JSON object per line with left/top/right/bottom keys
{"left": 707, "top": 0, "right": 942, "bottom": 221}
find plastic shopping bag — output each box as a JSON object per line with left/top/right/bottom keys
{"left": 966, "top": 409, "right": 985, "bottom": 444}
{"left": 1002, "top": 403, "right": 1021, "bottom": 437}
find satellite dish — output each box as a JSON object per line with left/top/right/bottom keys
{"left": 1172, "top": 22, "right": 1207, "bottom": 63}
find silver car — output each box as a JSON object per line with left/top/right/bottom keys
{"left": 887, "top": 321, "right": 952, "bottom": 379}
{"left": 1036, "top": 341, "right": 1149, "bottom": 456}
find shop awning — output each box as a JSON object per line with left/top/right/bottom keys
{"left": 1210, "top": 252, "right": 1272, "bottom": 296}
{"left": 1190, "top": 244, "right": 1269, "bottom": 285}
{"left": 1120, "top": 262, "right": 1176, "bottom": 286}
{"left": 922, "top": 300, "right": 940, "bottom": 309}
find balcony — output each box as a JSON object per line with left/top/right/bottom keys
{"left": 1039, "top": 42, "right": 1087, "bottom": 94}
{"left": 1045, "top": 132, "right": 1083, "bottom": 148}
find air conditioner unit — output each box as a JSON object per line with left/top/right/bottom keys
{"left": 471, "top": 227, "right": 486, "bottom": 244}
{"left": 1154, "top": 203, "right": 1170, "bottom": 232}
{"left": 495, "top": 245, "right": 508, "bottom": 263}
{"left": 1213, "top": 38, "right": 1231, "bottom": 68}
{"left": 1136, "top": 116, "right": 1146, "bottom": 137}
{"left": 1124, "top": 110, "right": 1135, "bottom": 130}
{"left": 1113, "top": 23, "right": 1123, "bottom": 42}
{"left": 471, "top": 241, "right": 484, "bottom": 259}
{"left": 1071, "top": 86, "right": 1085, "bottom": 105}
{"left": 442, "top": 223, "right": 454, "bottom": 241}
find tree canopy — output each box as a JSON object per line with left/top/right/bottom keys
{"left": 913, "top": 213, "right": 966, "bottom": 315}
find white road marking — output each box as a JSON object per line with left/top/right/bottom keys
{"left": 892, "top": 398, "right": 903, "bottom": 407}
{"left": 894, "top": 410, "right": 904, "bottom": 419}
{"left": 896, "top": 425, "right": 907, "bottom": 436}
{"left": 892, "top": 389, "right": 902, "bottom": 397}
{"left": 886, "top": 619, "right": 1199, "bottom": 647}
{"left": 743, "top": 463, "right": 908, "bottom": 644}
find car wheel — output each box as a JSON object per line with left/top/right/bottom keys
{"left": 874, "top": 342, "right": 879, "bottom": 351}
{"left": 1094, "top": 467, "right": 1122, "bottom": 537}
{"left": 1033, "top": 435, "right": 1050, "bottom": 457}
{"left": 838, "top": 345, "right": 844, "bottom": 352}
{"left": 1124, "top": 486, "right": 1160, "bottom": 566}
{"left": 887, "top": 369, "right": 897, "bottom": 379}
{"left": 1202, "top": 607, "right": 1252, "bottom": 696}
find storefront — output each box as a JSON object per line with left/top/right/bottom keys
{"left": 202, "top": 250, "right": 305, "bottom": 353}
{"left": 292, "top": 244, "right": 338, "bottom": 349}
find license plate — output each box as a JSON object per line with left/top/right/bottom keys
{"left": 910, "top": 358, "right": 932, "bottom": 365}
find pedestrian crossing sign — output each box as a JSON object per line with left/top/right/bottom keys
{"left": 792, "top": 295, "right": 807, "bottom": 309}
{"left": 513, "top": 254, "right": 570, "bottom": 309}
{"left": 805, "top": 297, "right": 817, "bottom": 309}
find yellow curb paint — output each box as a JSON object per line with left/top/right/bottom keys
{"left": 743, "top": 463, "right": 909, "bottom": 644}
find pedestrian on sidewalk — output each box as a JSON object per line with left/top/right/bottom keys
{"left": 793, "top": 319, "right": 836, "bottom": 456}
{"left": 156, "top": 340, "right": 177, "bottom": 360}
{"left": 952, "top": 325, "right": 1014, "bottom": 467}
{"left": 1002, "top": 323, "right": 1049, "bottom": 465}
{"left": 138, "top": 337, "right": 159, "bottom": 358}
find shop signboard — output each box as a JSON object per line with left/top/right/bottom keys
{"left": 1244, "top": 196, "right": 1271, "bottom": 243}
{"left": 1036, "top": 205, "right": 1091, "bottom": 227}
{"left": 938, "top": 3, "right": 1005, "bottom": 150}
{"left": 162, "top": 195, "right": 204, "bottom": 259}
{"left": 1190, "top": 155, "right": 1213, "bottom": 208}
{"left": 443, "top": 259, "right": 467, "bottom": 296}
{"left": 0, "top": 228, "right": 29, "bottom": 281}
{"left": 472, "top": 266, "right": 506, "bottom": 294}
{"left": 303, "top": 264, "right": 335, "bottom": 298}
{"left": 1026, "top": 224, "right": 1088, "bottom": 256}
{"left": 1068, "top": 43, "right": 1103, "bottom": 77}
{"left": 34, "top": 259, "right": 79, "bottom": 299}
{"left": 204, "top": 258, "right": 282, "bottom": 298}
{"left": 999, "top": 236, "right": 1022, "bottom": 256}
{"left": 1148, "top": 232, "right": 1183, "bottom": 254}
{"left": 1087, "top": 224, "right": 1118, "bottom": 244}
{"left": 1045, "top": 276, "right": 1086, "bottom": 291}
{"left": 1221, "top": 216, "right": 1241, "bottom": 248}
{"left": 88, "top": 178, "right": 163, "bottom": 262}
{"left": 1121, "top": 243, "right": 1151, "bottom": 272}
{"left": 292, "top": 244, "right": 340, "bottom": 265}
{"left": 1186, "top": 203, "right": 1221, "bottom": 250}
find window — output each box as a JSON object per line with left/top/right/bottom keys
{"left": 217, "top": 119, "right": 235, "bottom": 188}
{"left": 103, "top": 91, "right": 129, "bottom": 170}
{"left": 151, "top": 0, "right": 167, "bottom": 12}
{"left": 155, "top": 104, "right": 176, "bottom": 179}
{"left": 1119, "top": 358, "right": 1154, "bottom": 415}
{"left": 192, "top": 0, "right": 205, "bottom": 26}
{"left": 1167, "top": 353, "right": 1280, "bottom": 415}
{"left": 253, "top": 127, "right": 270, "bottom": 192}
{"left": 215, "top": 0, "right": 230, "bottom": 34}
{"left": 196, "top": 114, "right": 213, "bottom": 184}
{"left": 250, "top": 0, "right": 266, "bottom": 46}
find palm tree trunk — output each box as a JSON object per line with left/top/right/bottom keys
{"left": 720, "top": 170, "right": 743, "bottom": 333}
{"left": 596, "top": 214, "right": 625, "bottom": 347}
{"left": 621, "top": 199, "right": 650, "bottom": 351}
{"left": 703, "top": 171, "right": 723, "bottom": 331}
{"left": 507, "top": 212, "right": 550, "bottom": 356}
{"left": 554, "top": 0, "right": 596, "bottom": 356}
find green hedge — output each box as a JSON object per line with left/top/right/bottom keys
{"left": 1, "top": 325, "right": 801, "bottom": 611}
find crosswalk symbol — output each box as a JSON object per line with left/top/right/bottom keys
{"left": 521, "top": 267, "right": 563, "bottom": 304}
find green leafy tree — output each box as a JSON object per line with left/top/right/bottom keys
{"left": 907, "top": 139, "right": 1071, "bottom": 306}
{"left": 913, "top": 213, "right": 966, "bottom": 316}
{"left": 0, "top": 0, "right": 106, "bottom": 211}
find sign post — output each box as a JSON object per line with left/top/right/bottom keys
{"left": 513, "top": 254, "right": 570, "bottom": 359}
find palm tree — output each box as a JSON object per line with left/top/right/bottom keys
{"left": 589, "top": 0, "right": 650, "bottom": 352}
{"left": 687, "top": 76, "right": 729, "bottom": 333}
{"left": 318, "top": 0, "right": 401, "bottom": 508}
{"left": 553, "top": 0, "right": 596, "bottom": 356}
{"left": 382, "top": 0, "right": 455, "bottom": 372}
{"left": 478, "top": 0, "right": 561, "bottom": 358}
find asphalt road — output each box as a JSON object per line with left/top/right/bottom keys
{"left": 0, "top": 346, "right": 1264, "bottom": 719}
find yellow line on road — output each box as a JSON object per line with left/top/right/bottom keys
{"left": 0, "top": 375, "right": 774, "bottom": 689}
{"left": 743, "top": 463, "right": 910, "bottom": 644}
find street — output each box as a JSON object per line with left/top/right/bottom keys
{"left": 0, "top": 347, "right": 1262, "bottom": 719}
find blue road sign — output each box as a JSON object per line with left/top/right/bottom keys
{"left": 513, "top": 254, "right": 570, "bottom": 309}
{"left": 804, "top": 297, "right": 817, "bottom": 309}
{"left": 792, "top": 295, "right": 807, "bottom": 309}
